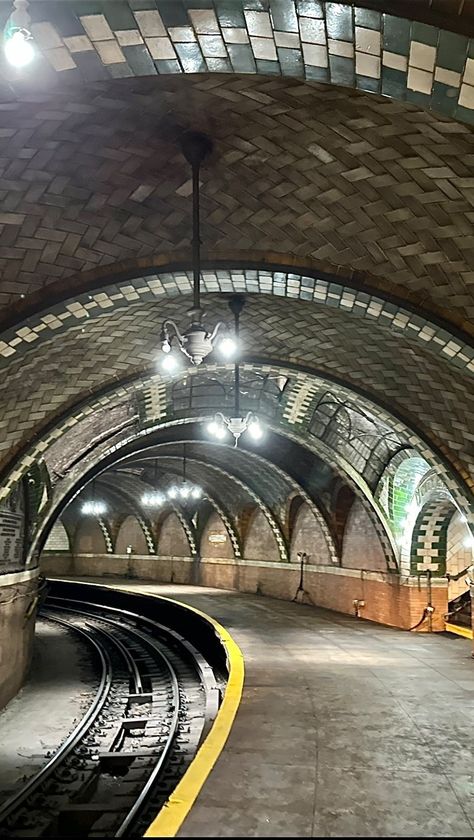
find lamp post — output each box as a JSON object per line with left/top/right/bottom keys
{"left": 207, "top": 295, "right": 264, "bottom": 447}
{"left": 3, "top": 0, "right": 34, "bottom": 67}
{"left": 160, "top": 131, "right": 236, "bottom": 369}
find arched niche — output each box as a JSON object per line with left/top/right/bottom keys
{"left": 157, "top": 512, "right": 191, "bottom": 557}
{"left": 73, "top": 519, "right": 107, "bottom": 555}
{"left": 290, "top": 503, "right": 331, "bottom": 565}
{"left": 342, "top": 499, "right": 387, "bottom": 572}
{"left": 115, "top": 515, "right": 149, "bottom": 556}
{"left": 244, "top": 509, "right": 280, "bottom": 563}
{"left": 200, "top": 511, "right": 235, "bottom": 561}
{"left": 43, "top": 520, "right": 70, "bottom": 553}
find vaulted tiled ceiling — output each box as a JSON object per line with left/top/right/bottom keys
{"left": 0, "top": 74, "right": 473, "bottom": 331}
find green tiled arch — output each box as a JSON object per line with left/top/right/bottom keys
{"left": 3, "top": 1, "right": 474, "bottom": 125}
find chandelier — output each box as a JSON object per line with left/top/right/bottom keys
{"left": 141, "top": 447, "right": 202, "bottom": 507}
{"left": 207, "top": 296, "right": 264, "bottom": 447}
{"left": 4, "top": 1, "right": 34, "bottom": 67}
{"left": 160, "top": 131, "right": 237, "bottom": 370}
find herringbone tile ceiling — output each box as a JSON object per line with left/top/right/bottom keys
{"left": 0, "top": 74, "right": 473, "bottom": 329}
{"left": 0, "top": 295, "right": 472, "bottom": 486}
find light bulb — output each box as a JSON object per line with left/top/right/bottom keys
{"left": 162, "top": 338, "right": 171, "bottom": 353}
{"left": 5, "top": 30, "right": 34, "bottom": 67}
{"left": 161, "top": 353, "right": 178, "bottom": 372}
{"left": 81, "top": 500, "right": 106, "bottom": 516}
{"left": 167, "top": 486, "right": 178, "bottom": 499}
{"left": 180, "top": 486, "right": 190, "bottom": 498}
{"left": 191, "top": 487, "right": 202, "bottom": 499}
{"left": 217, "top": 336, "right": 238, "bottom": 358}
{"left": 247, "top": 420, "right": 263, "bottom": 441}
{"left": 207, "top": 420, "right": 218, "bottom": 435}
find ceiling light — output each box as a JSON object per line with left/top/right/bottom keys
{"left": 4, "top": 2, "right": 34, "bottom": 67}
{"left": 161, "top": 352, "right": 180, "bottom": 373}
{"left": 216, "top": 335, "right": 238, "bottom": 358}
{"left": 206, "top": 296, "right": 264, "bottom": 447}
{"left": 159, "top": 131, "right": 234, "bottom": 367}
{"left": 81, "top": 500, "right": 107, "bottom": 516}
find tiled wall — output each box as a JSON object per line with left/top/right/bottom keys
{"left": 9, "top": 1, "right": 474, "bottom": 124}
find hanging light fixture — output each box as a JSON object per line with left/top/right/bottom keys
{"left": 81, "top": 479, "right": 107, "bottom": 516}
{"left": 4, "top": 1, "right": 34, "bottom": 67}
{"left": 207, "top": 295, "right": 264, "bottom": 447}
{"left": 160, "top": 131, "right": 237, "bottom": 370}
{"left": 141, "top": 449, "right": 202, "bottom": 507}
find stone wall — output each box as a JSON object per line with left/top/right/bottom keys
{"left": 0, "top": 571, "right": 38, "bottom": 710}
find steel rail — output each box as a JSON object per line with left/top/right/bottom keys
{"left": 43, "top": 601, "right": 182, "bottom": 838}
{"left": 0, "top": 616, "right": 112, "bottom": 825}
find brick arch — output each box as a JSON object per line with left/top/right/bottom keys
{"left": 42, "top": 520, "right": 70, "bottom": 553}
{"left": 410, "top": 496, "right": 458, "bottom": 577}
{"left": 290, "top": 502, "right": 334, "bottom": 566}
{"left": 244, "top": 508, "right": 281, "bottom": 564}
{"left": 200, "top": 510, "right": 236, "bottom": 562}
{"left": 73, "top": 518, "right": 107, "bottom": 555}
{"left": 115, "top": 514, "right": 150, "bottom": 556}
{"left": 5, "top": 3, "right": 474, "bottom": 127}
{"left": 342, "top": 498, "right": 389, "bottom": 572}
{"left": 156, "top": 510, "right": 196, "bottom": 557}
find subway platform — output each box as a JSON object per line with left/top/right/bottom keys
{"left": 60, "top": 578, "right": 474, "bottom": 837}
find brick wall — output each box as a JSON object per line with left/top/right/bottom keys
{"left": 201, "top": 512, "right": 235, "bottom": 561}
{"left": 115, "top": 515, "right": 149, "bottom": 556}
{"left": 41, "top": 553, "right": 447, "bottom": 632}
{"left": 290, "top": 502, "right": 331, "bottom": 564}
{"left": 156, "top": 513, "right": 189, "bottom": 557}
{"left": 342, "top": 499, "right": 387, "bottom": 572}
{"left": 244, "top": 509, "right": 280, "bottom": 563}
{"left": 73, "top": 519, "right": 107, "bottom": 555}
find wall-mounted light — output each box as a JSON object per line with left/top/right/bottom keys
{"left": 81, "top": 500, "right": 107, "bottom": 516}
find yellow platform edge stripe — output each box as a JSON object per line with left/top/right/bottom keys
{"left": 52, "top": 580, "right": 244, "bottom": 838}
{"left": 445, "top": 622, "right": 473, "bottom": 640}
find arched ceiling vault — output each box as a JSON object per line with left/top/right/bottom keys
{"left": 2, "top": 1, "right": 474, "bottom": 124}
{"left": 0, "top": 295, "right": 471, "bottom": 500}
{"left": 0, "top": 75, "right": 473, "bottom": 330}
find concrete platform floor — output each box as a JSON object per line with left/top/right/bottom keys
{"left": 0, "top": 618, "right": 94, "bottom": 797}
{"left": 59, "top": 579, "right": 474, "bottom": 836}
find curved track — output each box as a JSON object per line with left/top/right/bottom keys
{"left": 0, "top": 596, "right": 222, "bottom": 838}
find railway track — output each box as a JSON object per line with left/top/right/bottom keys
{"left": 0, "top": 596, "right": 223, "bottom": 838}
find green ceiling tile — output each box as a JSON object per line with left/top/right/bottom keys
{"left": 156, "top": 1, "right": 189, "bottom": 27}
{"left": 455, "top": 103, "right": 474, "bottom": 125}
{"left": 154, "top": 58, "right": 182, "bottom": 73}
{"left": 304, "top": 63, "right": 329, "bottom": 81}
{"left": 256, "top": 58, "right": 280, "bottom": 74}
{"left": 215, "top": 1, "right": 246, "bottom": 27}
{"left": 74, "top": 50, "right": 110, "bottom": 81}
{"left": 326, "top": 3, "right": 353, "bottom": 42}
{"left": 175, "top": 42, "right": 206, "bottom": 72}
{"left": 270, "top": 0, "right": 298, "bottom": 32}
{"left": 381, "top": 66, "right": 407, "bottom": 99}
{"left": 431, "top": 81, "right": 458, "bottom": 117}
{"left": 383, "top": 15, "right": 410, "bottom": 55}
{"left": 406, "top": 88, "right": 431, "bottom": 107}
{"left": 205, "top": 57, "right": 232, "bottom": 71}
{"left": 468, "top": 39, "right": 474, "bottom": 59}
{"left": 122, "top": 44, "right": 157, "bottom": 75}
{"left": 278, "top": 47, "right": 304, "bottom": 76}
{"left": 329, "top": 54, "right": 355, "bottom": 86}
{"left": 411, "top": 21, "right": 438, "bottom": 47}
{"left": 227, "top": 43, "right": 257, "bottom": 72}
{"left": 103, "top": 1, "right": 136, "bottom": 30}
{"left": 129, "top": 0, "right": 158, "bottom": 10}
{"left": 354, "top": 8, "right": 380, "bottom": 31}
{"left": 37, "top": 2, "right": 85, "bottom": 37}
{"left": 356, "top": 74, "right": 381, "bottom": 94}
{"left": 108, "top": 61, "right": 134, "bottom": 79}
{"left": 296, "top": 1, "right": 324, "bottom": 18}
{"left": 437, "top": 31, "right": 468, "bottom": 72}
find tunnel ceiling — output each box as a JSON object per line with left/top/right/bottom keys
{"left": 2, "top": 1, "right": 474, "bottom": 125}
{"left": 0, "top": 73, "right": 473, "bottom": 330}
{"left": 0, "top": 293, "right": 471, "bottom": 496}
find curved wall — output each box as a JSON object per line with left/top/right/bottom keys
{"left": 0, "top": 571, "right": 38, "bottom": 710}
